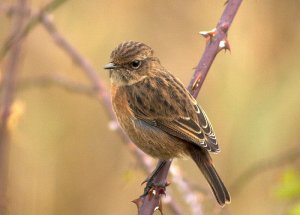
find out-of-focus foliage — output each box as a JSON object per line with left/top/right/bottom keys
{"left": 275, "top": 169, "right": 300, "bottom": 199}
{"left": 275, "top": 169, "right": 300, "bottom": 215}
{"left": 1, "top": 0, "right": 300, "bottom": 215}
{"left": 289, "top": 204, "right": 300, "bottom": 215}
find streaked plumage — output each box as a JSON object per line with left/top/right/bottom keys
{"left": 106, "top": 41, "right": 230, "bottom": 206}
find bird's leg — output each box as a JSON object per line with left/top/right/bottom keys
{"left": 141, "top": 160, "right": 168, "bottom": 197}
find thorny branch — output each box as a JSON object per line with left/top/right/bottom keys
{"left": 137, "top": 0, "right": 243, "bottom": 214}
{"left": 187, "top": 0, "right": 243, "bottom": 97}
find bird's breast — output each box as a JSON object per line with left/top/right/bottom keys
{"left": 111, "top": 84, "right": 134, "bottom": 129}
{"left": 111, "top": 84, "right": 188, "bottom": 159}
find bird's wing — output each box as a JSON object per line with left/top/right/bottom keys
{"left": 125, "top": 75, "right": 219, "bottom": 152}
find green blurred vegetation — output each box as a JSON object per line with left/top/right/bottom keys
{"left": 275, "top": 169, "right": 300, "bottom": 215}
{"left": 275, "top": 169, "right": 300, "bottom": 199}
{"left": 1, "top": 0, "right": 300, "bottom": 215}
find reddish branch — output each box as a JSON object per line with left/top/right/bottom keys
{"left": 187, "top": 0, "right": 243, "bottom": 97}
{"left": 137, "top": 0, "right": 243, "bottom": 214}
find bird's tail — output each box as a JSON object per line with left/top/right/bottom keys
{"left": 188, "top": 145, "right": 231, "bottom": 206}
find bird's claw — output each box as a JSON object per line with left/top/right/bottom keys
{"left": 141, "top": 180, "right": 170, "bottom": 198}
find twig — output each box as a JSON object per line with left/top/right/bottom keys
{"left": 0, "top": 0, "right": 68, "bottom": 61}
{"left": 39, "top": 13, "right": 187, "bottom": 214}
{"left": 18, "top": 75, "right": 96, "bottom": 97}
{"left": 164, "top": 195, "right": 186, "bottom": 215}
{"left": 0, "top": 0, "right": 27, "bottom": 213}
{"left": 136, "top": 161, "right": 172, "bottom": 215}
{"left": 40, "top": 14, "right": 113, "bottom": 115}
{"left": 187, "top": 0, "right": 243, "bottom": 97}
{"left": 170, "top": 164, "right": 204, "bottom": 215}
{"left": 0, "top": 2, "right": 31, "bottom": 17}
{"left": 0, "top": 0, "right": 26, "bottom": 159}
{"left": 138, "top": 0, "right": 243, "bottom": 214}
{"left": 230, "top": 147, "right": 300, "bottom": 195}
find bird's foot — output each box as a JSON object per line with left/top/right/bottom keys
{"left": 141, "top": 179, "right": 170, "bottom": 198}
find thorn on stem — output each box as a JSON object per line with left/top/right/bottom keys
{"left": 199, "top": 28, "right": 217, "bottom": 43}
{"left": 218, "top": 38, "right": 231, "bottom": 52}
{"left": 132, "top": 197, "right": 144, "bottom": 209}
{"left": 158, "top": 199, "right": 164, "bottom": 215}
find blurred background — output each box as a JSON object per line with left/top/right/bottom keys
{"left": 1, "top": 0, "right": 300, "bottom": 214}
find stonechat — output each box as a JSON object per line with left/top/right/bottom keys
{"left": 105, "top": 41, "right": 230, "bottom": 206}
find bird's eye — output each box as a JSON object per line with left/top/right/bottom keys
{"left": 130, "top": 60, "right": 141, "bottom": 69}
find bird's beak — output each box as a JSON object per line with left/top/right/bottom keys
{"left": 104, "top": 62, "right": 118, "bottom": 70}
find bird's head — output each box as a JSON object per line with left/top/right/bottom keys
{"left": 104, "top": 41, "right": 160, "bottom": 85}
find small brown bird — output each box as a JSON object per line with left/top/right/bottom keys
{"left": 105, "top": 41, "right": 230, "bottom": 206}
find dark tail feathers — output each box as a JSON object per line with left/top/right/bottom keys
{"left": 188, "top": 145, "right": 231, "bottom": 206}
